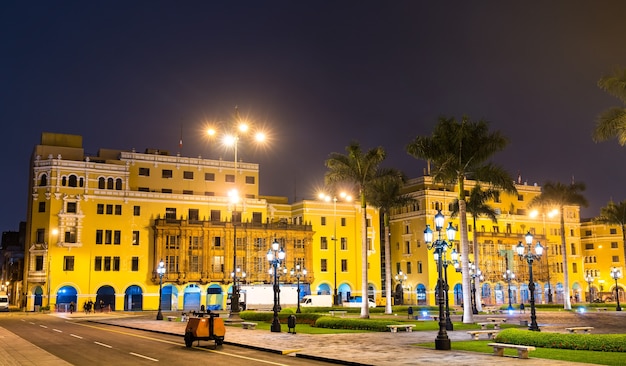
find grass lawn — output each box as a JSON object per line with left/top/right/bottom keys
{"left": 229, "top": 320, "right": 504, "bottom": 333}
{"left": 417, "top": 340, "right": 625, "bottom": 366}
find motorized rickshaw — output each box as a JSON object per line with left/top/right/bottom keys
{"left": 183, "top": 311, "right": 225, "bottom": 348}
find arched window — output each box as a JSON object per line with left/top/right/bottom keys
{"left": 61, "top": 176, "right": 67, "bottom": 186}
{"left": 107, "top": 178, "right": 114, "bottom": 190}
{"left": 79, "top": 177, "right": 84, "bottom": 187}
{"left": 115, "top": 178, "right": 122, "bottom": 190}
{"left": 40, "top": 174, "right": 47, "bottom": 187}
{"left": 98, "top": 177, "right": 105, "bottom": 189}
{"left": 68, "top": 175, "right": 77, "bottom": 187}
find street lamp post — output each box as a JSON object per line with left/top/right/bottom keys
{"left": 585, "top": 274, "right": 594, "bottom": 304}
{"left": 207, "top": 110, "right": 267, "bottom": 319}
{"left": 394, "top": 271, "right": 407, "bottom": 305}
{"left": 156, "top": 259, "right": 165, "bottom": 320}
{"left": 228, "top": 189, "right": 242, "bottom": 319}
{"left": 503, "top": 269, "right": 515, "bottom": 311}
{"left": 291, "top": 264, "right": 307, "bottom": 313}
{"left": 423, "top": 210, "right": 454, "bottom": 351}
{"left": 318, "top": 192, "right": 352, "bottom": 306}
{"left": 610, "top": 267, "right": 622, "bottom": 311}
{"left": 516, "top": 231, "right": 543, "bottom": 331}
{"left": 469, "top": 262, "right": 483, "bottom": 315}
{"left": 267, "top": 238, "right": 286, "bottom": 332}
{"left": 434, "top": 236, "right": 457, "bottom": 331}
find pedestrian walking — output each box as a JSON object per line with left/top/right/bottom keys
{"left": 69, "top": 301, "right": 75, "bottom": 314}
{"left": 519, "top": 303, "right": 525, "bottom": 313}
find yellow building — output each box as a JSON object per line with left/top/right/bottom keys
{"left": 580, "top": 219, "right": 625, "bottom": 303}
{"left": 291, "top": 198, "right": 381, "bottom": 304}
{"left": 22, "top": 132, "right": 381, "bottom": 312}
{"left": 389, "top": 176, "right": 595, "bottom": 308}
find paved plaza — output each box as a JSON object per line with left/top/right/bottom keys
{"left": 1, "top": 309, "right": 625, "bottom": 365}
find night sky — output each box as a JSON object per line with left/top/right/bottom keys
{"left": 2, "top": 1, "right": 626, "bottom": 234}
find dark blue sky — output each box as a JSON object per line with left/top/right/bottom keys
{"left": 2, "top": 1, "right": 626, "bottom": 234}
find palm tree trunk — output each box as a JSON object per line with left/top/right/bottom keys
{"left": 560, "top": 207, "right": 571, "bottom": 310}
{"left": 360, "top": 195, "right": 370, "bottom": 318}
{"left": 473, "top": 219, "right": 482, "bottom": 312}
{"left": 460, "top": 199, "right": 473, "bottom": 323}
{"left": 384, "top": 213, "right": 392, "bottom": 314}
{"left": 622, "top": 225, "right": 626, "bottom": 277}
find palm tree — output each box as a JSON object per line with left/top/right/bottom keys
{"left": 406, "top": 116, "right": 516, "bottom": 323}
{"left": 325, "top": 141, "right": 387, "bottom": 318}
{"left": 529, "top": 181, "right": 588, "bottom": 310}
{"left": 595, "top": 200, "right": 626, "bottom": 272}
{"left": 450, "top": 184, "right": 499, "bottom": 312}
{"left": 366, "top": 170, "right": 414, "bottom": 314}
{"left": 592, "top": 68, "right": 626, "bottom": 145}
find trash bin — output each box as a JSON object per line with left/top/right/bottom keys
{"left": 287, "top": 314, "right": 296, "bottom": 334}
{"left": 520, "top": 320, "right": 528, "bottom": 326}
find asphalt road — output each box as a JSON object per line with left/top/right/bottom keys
{"left": 1, "top": 314, "right": 333, "bottom": 366}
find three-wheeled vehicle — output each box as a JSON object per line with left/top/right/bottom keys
{"left": 183, "top": 311, "right": 225, "bottom": 348}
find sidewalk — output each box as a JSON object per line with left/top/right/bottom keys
{"left": 77, "top": 311, "right": 601, "bottom": 366}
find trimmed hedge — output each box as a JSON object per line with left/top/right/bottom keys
{"left": 495, "top": 328, "right": 626, "bottom": 352}
{"left": 239, "top": 310, "right": 323, "bottom": 325}
{"left": 314, "top": 316, "right": 402, "bottom": 331}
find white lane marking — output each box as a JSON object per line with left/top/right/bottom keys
{"left": 53, "top": 329, "right": 63, "bottom": 333}
{"left": 39, "top": 325, "right": 48, "bottom": 328}
{"left": 130, "top": 352, "right": 159, "bottom": 362}
{"left": 70, "top": 334, "right": 83, "bottom": 339}
{"left": 28, "top": 322, "right": 35, "bottom": 325}
{"left": 94, "top": 341, "right": 112, "bottom": 348}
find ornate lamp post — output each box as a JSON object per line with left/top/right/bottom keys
{"left": 423, "top": 210, "right": 453, "bottom": 351}
{"left": 516, "top": 231, "right": 543, "bottom": 331}
{"left": 318, "top": 192, "right": 352, "bottom": 306}
{"left": 503, "top": 269, "right": 515, "bottom": 311}
{"left": 610, "top": 267, "right": 622, "bottom": 311}
{"left": 267, "top": 238, "right": 286, "bottom": 332}
{"left": 156, "top": 259, "right": 165, "bottom": 320}
{"left": 469, "top": 261, "right": 483, "bottom": 315}
{"left": 434, "top": 223, "right": 457, "bottom": 331}
{"left": 394, "top": 271, "right": 407, "bottom": 305}
{"left": 290, "top": 264, "right": 307, "bottom": 313}
{"left": 585, "top": 274, "right": 594, "bottom": 304}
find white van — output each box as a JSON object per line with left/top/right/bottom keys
{"left": 300, "top": 294, "right": 333, "bottom": 307}
{"left": 0, "top": 295, "right": 9, "bottom": 312}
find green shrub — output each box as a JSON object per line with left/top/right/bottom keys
{"left": 314, "top": 316, "right": 402, "bottom": 331}
{"left": 239, "top": 310, "right": 323, "bottom": 325}
{"left": 495, "top": 328, "right": 626, "bottom": 352}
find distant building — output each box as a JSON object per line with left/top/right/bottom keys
{"left": 1, "top": 223, "right": 25, "bottom": 306}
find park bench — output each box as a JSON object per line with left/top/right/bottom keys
{"left": 477, "top": 322, "right": 501, "bottom": 330}
{"left": 329, "top": 310, "right": 347, "bottom": 317}
{"left": 386, "top": 324, "right": 415, "bottom": 333}
{"left": 486, "top": 317, "right": 507, "bottom": 323}
{"left": 488, "top": 343, "right": 536, "bottom": 359}
{"left": 166, "top": 316, "right": 177, "bottom": 321}
{"left": 466, "top": 329, "right": 499, "bottom": 340}
{"left": 565, "top": 326, "right": 594, "bottom": 333}
{"left": 596, "top": 307, "right": 608, "bottom": 311}
{"left": 241, "top": 322, "right": 258, "bottom": 330}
